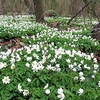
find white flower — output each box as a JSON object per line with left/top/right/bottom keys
{"left": 74, "top": 62, "right": 77, "bottom": 66}
{"left": 79, "top": 72, "right": 83, "bottom": 77}
{"left": 18, "top": 84, "right": 23, "bottom": 92}
{"left": 32, "top": 61, "right": 38, "bottom": 67}
{"left": 0, "top": 62, "right": 4, "bottom": 69}
{"left": 93, "top": 70, "right": 97, "bottom": 73}
{"left": 32, "top": 66, "right": 39, "bottom": 72}
{"left": 27, "top": 57, "right": 32, "bottom": 61}
{"left": 3, "top": 62, "right": 7, "bottom": 68}
{"left": 36, "top": 45, "right": 40, "bottom": 52}
{"left": 47, "top": 54, "right": 51, "bottom": 59}
{"left": 23, "top": 90, "right": 29, "bottom": 96}
{"left": 84, "top": 64, "right": 90, "bottom": 70}
{"left": 90, "top": 53, "right": 94, "bottom": 58}
{"left": 55, "top": 50, "right": 61, "bottom": 56}
{"left": 2, "top": 55, "right": 7, "bottom": 60}
{"left": 25, "top": 63, "right": 30, "bottom": 67}
{"left": 51, "top": 58, "right": 56, "bottom": 63}
{"left": 44, "top": 83, "right": 49, "bottom": 89}
{"left": 33, "top": 53, "right": 39, "bottom": 59}
{"left": 51, "top": 67, "right": 56, "bottom": 71}
{"left": 31, "top": 61, "right": 40, "bottom": 72}
{"left": 42, "top": 55, "right": 46, "bottom": 61}
{"left": 56, "top": 67, "right": 61, "bottom": 72}
{"left": 56, "top": 64, "right": 60, "bottom": 68}
{"left": 87, "top": 55, "right": 91, "bottom": 60}
{"left": 78, "top": 88, "right": 84, "bottom": 95}
{"left": 58, "top": 55, "right": 62, "bottom": 59}
{"left": 57, "top": 88, "right": 65, "bottom": 100}
{"left": 94, "top": 64, "right": 99, "bottom": 70}
{"left": 80, "top": 60, "right": 84, "bottom": 64}
{"left": 38, "top": 64, "right": 44, "bottom": 70}
{"left": 72, "top": 68, "right": 76, "bottom": 72}
{"left": 65, "top": 50, "right": 71, "bottom": 55}
{"left": 57, "top": 93, "right": 65, "bottom": 100}
{"left": 93, "top": 58, "right": 97, "bottom": 63}
{"left": 26, "top": 48, "right": 31, "bottom": 54}
{"left": 98, "top": 81, "right": 100, "bottom": 87}
{"left": 27, "top": 78, "right": 31, "bottom": 83}
{"left": 80, "top": 76, "right": 85, "bottom": 82}
{"left": 16, "top": 54, "right": 21, "bottom": 61}
{"left": 0, "top": 62, "right": 7, "bottom": 69}
{"left": 2, "top": 76, "right": 10, "bottom": 84}
{"left": 10, "top": 57, "right": 15, "bottom": 64}
{"left": 68, "top": 64, "right": 73, "bottom": 69}
{"left": 74, "top": 76, "right": 78, "bottom": 80}
{"left": 45, "top": 89, "right": 50, "bottom": 94}
{"left": 91, "top": 75, "right": 95, "bottom": 79}
{"left": 11, "top": 64, "right": 16, "bottom": 69}
{"left": 46, "top": 65, "right": 52, "bottom": 70}
{"left": 57, "top": 88, "right": 63, "bottom": 94}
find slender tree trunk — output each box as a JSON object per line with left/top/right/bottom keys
{"left": 24, "top": 0, "right": 30, "bottom": 8}
{"left": 24, "top": 0, "right": 34, "bottom": 14}
{"left": 1, "top": 0, "right": 6, "bottom": 14}
{"left": 67, "top": 0, "right": 93, "bottom": 25}
{"left": 33, "top": 0, "right": 45, "bottom": 23}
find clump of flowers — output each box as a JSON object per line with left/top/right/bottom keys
{"left": 0, "top": 15, "right": 100, "bottom": 100}
{"left": 57, "top": 88, "right": 65, "bottom": 100}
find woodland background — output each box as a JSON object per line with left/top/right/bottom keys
{"left": 0, "top": 0, "right": 100, "bottom": 17}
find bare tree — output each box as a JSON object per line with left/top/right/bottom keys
{"left": 33, "top": 0, "right": 45, "bottom": 23}
{"left": 24, "top": 0, "right": 30, "bottom": 8}
{"left": 0, "top": 0, "right": 6, "bottom": 14}
{"left": 67, "top": 0, "right": 93, "bottom": 25}
{"left": 24, "top": 0, "right": 34, "bottom": 14}
{"left": 83, "top": 0, "right": 99, "bottom": 24}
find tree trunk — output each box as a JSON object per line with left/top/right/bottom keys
{"left": 67, "top": 0, "right": 93, "bottom": 25}
{"left": 33, "top": 0, "right": 45, "bottom": 23}
{"left": 24, "top": 0, "right": 30, "bottom": 8}
{"left": 1, "top": 0, "right": 6, "bottom": 14}
{"left": 24, "top": 0, "right": 34, "bottom": 14}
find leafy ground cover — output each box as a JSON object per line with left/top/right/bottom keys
{"left": 0, "top": 15, "right": 100, "bottom": 100}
